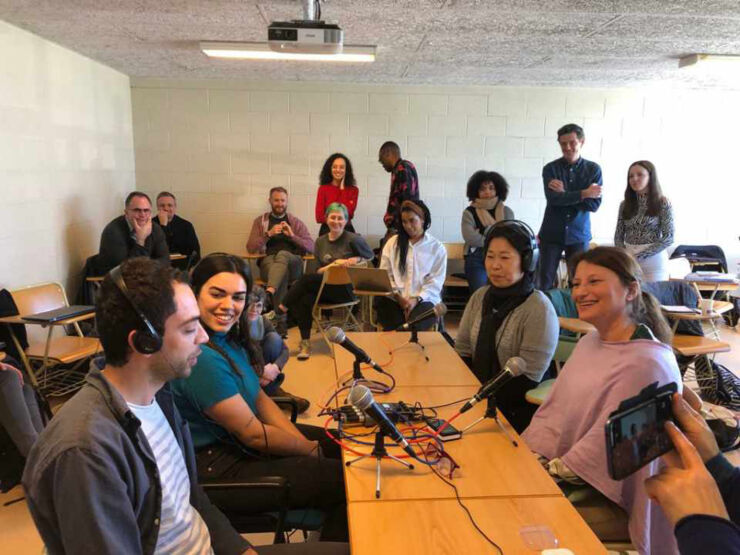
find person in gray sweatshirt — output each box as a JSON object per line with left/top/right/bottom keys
{"left": 455, "top": 220, "right": 558, "bottom": 433}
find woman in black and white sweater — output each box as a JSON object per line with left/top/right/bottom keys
{"left": 614, "top": 160, "right": 674, "bottom": 282}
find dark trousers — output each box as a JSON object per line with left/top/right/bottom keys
{"left": 464, "top": 249, "right": 488, "bottom": 294}
{"left": 283, "top": 273, "right": 353, "bottom": 340}
{"left": 0, "top": 357, "right": 44, "bottom": 457}
{"left": 196, "top": 424, "right": 347, "bottom": 542}
{"left": 536, "top": 241, "right": 589, "bottom": 291}
{"left": 374, "top": 297, "right": 436, "bottom": 331}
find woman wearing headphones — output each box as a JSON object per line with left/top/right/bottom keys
{"left": 376, "top": 199, "right": 447, "bottom": 331}
{"left": 171, "top": 254, "right": 348, "bottom": 542}
{"left": 455, "top": 220, "right": 559, "bottom": 433}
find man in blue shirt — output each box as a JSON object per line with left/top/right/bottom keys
{"left": 536, "top": 123, "right": 603, "bottom": 290}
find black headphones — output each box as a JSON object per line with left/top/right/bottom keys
{"left": 109, "top": 265, "right": 163, "bottom": 354}
{"left": 485, "top": 219, "right": 540, "bottom": 273}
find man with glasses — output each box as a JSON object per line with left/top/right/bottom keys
{"left": 97, "top": 191, "right": 169, "bottom": 273}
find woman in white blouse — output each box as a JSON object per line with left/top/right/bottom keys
{"left": 376, "top": 200, "right": 447, "bottom": 330}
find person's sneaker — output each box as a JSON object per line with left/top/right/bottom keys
{"left": 297, "top": 339, "right": 311, "bottom": 361}
{"left": 271, "top": 386, "right": 310, "bottom": 414}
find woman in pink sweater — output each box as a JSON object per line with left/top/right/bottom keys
{"left": 522, "top": 247, "right": 680, "bottom": 554}
{"left": 315, "top": 153, "right": 359, "bottom": 235}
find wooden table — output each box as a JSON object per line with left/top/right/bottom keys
{"left": 342, "top": 385, "right": 562, "bottom": 502}
{"left": 333, "top": 332, "right": 480, "bottom": 387}
{"left": 348, "top": 496, "right": 605, "bottom": 554}
{"left": 290, "top": 331, "right": 603, "bottom": 552}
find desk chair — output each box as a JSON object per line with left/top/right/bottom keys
{"left": 201, "top": 397, "right": 325, "bottom": 544}
{"left": 312, "top": 265, "right": 362, "bottom": 355}
{"left": 441, "top": 242, "right": 469, "bottom": 310}
{"left": 4, "top": 282, "right": 102, "bottom": 396}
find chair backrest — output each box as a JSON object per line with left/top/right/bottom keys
{"left": 11, "top": 283, "right": 69, "bottom": 344}
{"left": 443, "top": 243, "right": 465, "bottom": 260}
{"left": 323, "top": 264, "right": 353, "bottom": 286}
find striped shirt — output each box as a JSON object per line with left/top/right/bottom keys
{"left": 128, "top": 400, "right": 213, "bottom": 554}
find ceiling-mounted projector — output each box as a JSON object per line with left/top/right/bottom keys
{"left": 268, "top": 20, "right": 343, "bottom": 54}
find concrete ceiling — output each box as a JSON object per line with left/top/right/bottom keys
{"left": 2, "top": 1, "right": 740, "bottom": 88}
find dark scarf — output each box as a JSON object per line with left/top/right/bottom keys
{"left": 472, "top": 275, "right": 534, "bottom": 385}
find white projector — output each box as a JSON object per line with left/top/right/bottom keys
{"left": 268, "top": 20, "right": 344, "bottom": 54}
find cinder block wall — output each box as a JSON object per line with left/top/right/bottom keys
{"left": 0, "top": 21, "right": 135, "bottom": 292}
{"left": 131, "top": 79, "right": 740, "bottom": 270}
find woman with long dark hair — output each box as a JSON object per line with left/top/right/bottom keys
{"left": 461, "top": 170, "right": 514, "bottom": 293}
{"left": 523, "top": 247, "right": 679, "bottom": 553}
{"left": 376, "top": 200, "right": 446, "bottom": 331}
{"left": 315, "top": 153, "right": 358, "bottom": 235}
{"left": 614, "top": 160, "right": 674, "bottom": 282}
{"left": 455, "top": 220, "right": 558, "bottom": 433}
{"left": 171, "top": 253, "right": 348, "bottom": 542}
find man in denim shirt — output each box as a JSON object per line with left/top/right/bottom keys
{"left": 536, "top": 123, "right": 603, "bottom": 290}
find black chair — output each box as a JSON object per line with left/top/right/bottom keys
{"left": 201, "top": 396, "right": 325, "bottom": 544}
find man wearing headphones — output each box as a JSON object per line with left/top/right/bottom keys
{"left": 22, "top": 258, "right": 347, "bottom": 555}
{"left": 455, "top": 220, "right": 559, "bottom": 433}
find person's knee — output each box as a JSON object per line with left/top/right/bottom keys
{"left": 262, "top": 331, "right": 284, "bottom": 362}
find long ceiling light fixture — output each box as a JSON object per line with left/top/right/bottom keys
{"left": 200, "top": 41, "right": 376, "bottom": 63}
{"left": 679, "top": 54, "right": 740, "bottom": 70}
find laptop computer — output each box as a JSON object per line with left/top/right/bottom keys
{"left": 22, "top": 305, "right": 95, "bottom": 324}
{"left": 347, "top": 267, "right": 394, "bottom": 294}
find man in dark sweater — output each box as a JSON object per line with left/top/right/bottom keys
{"left": 153, "top": 191, "right": 201, "bottom": 263}
{"left": 97, "top": 191, "right": 169, "bottom": 274}
{"left": 378, "top": 141, "right": 419, "bottom": 238}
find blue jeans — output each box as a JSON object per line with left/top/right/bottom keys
{"left": 537, "top": 241, "right": 589, "bottom": 291}
{"left": 261, "top": 331, "right": 286, "bottom": 395}
{"left": 464, "top": 250, "right": 488, "bottom": 294}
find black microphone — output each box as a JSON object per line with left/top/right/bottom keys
{"left": 327, "top": 327, "right": 385, "bottom": 372}
{"left": 460, "top": 357, "right": 527, "bottom": 414}
{"left": 396, "top": 302, "right": 447, "bottom": 331}
{"left": 348, "top": 385, "right": 417, "bottom": 459}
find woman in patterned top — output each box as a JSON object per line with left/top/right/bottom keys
{"left": 614, "top": 160, "right": 674, "bottom": 282}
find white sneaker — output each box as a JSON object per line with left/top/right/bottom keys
{"left": 297, "top": 340, "right": 311, "bottom": 361}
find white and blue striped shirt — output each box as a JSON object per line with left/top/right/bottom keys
{"left": 128, "top": 400, "right": 213, "bottom": 554}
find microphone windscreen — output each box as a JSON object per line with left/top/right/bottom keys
{"left": 347, "top": 384, "right": 373, "bottom": 410}
{"left": 504, "top": 356, "right": 527, "bottom": 378}
{"left": 326, "top": 326, "right": 345, "bottom": 344}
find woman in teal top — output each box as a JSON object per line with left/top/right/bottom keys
{"left": 171, "top": 253, "right": 347, "bottom": 542}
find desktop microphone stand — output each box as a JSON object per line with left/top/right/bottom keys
{"left": 461, "top": 398, "right": 518, "bottom": 447}
{"left": 342, "top": 359, "right": 367, "bottom": 386}
{"left": 345, "top": 430, "right": 414, "bottom": 499}
{"left": 390, "top": 327, "right": 430, "bottom": 362}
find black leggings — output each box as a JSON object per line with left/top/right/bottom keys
{"left": 374, "top": 296, "right": 436, "bottom": 331}
{"left": 196, "top": 424, "right": 347, "bottom": 542}
{"left": 283, "top": 273, "right": 354, "bottom": 340}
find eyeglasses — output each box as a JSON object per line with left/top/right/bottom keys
{"left": 424, "top": 442, "right": 460, "bottom": 480}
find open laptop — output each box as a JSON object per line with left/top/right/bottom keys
{"left": 22, "top": 305, "right": 95, "bottom": 324}
{"left": 347, "top": 267, "right": 394, "bottom": 294}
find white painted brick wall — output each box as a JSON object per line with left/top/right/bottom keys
{"left": 0, "top": 20, "right": 134, "bottom": 291}
{"left": 130, "top": 80, "right": 740, "bottom": 269}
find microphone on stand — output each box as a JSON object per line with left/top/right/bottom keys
{"left": 348, "top": 385, "right": 417, "bottom": 459}
{"left": 460, "top": 357, "right": 527, "bottom": 414}
{"left": 395, "top": 302, "right": 447, "bottom": 331}
{"left": 327, "top": 327, "right": 385, "bottom": 373}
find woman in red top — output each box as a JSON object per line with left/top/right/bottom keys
{"left": 315, "top": 153, "right": 359, "bottom": 235}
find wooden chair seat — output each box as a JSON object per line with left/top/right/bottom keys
{"left": 526, "top": 379, "right": 555, "bottom": 406}
{"left": 444, "top": 275, "right": 469, "bottom": 288}
{"left": 671, "top": 334, "right": 730, "bottom": 357}
{"left": 317, "top": 299, "right": 360, "bottom": 311}
{"left": 27, "top": 336, "right": 103, "bottom": 364}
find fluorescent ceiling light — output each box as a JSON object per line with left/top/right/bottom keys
{"left": 200, "top": 41, "right": 376, "bottom": 62}
{"left": 679, "top": 54, "right": 740, "bottom": 70}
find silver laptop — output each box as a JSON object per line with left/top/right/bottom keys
{"left": 347, "top": 267, "right": 394, "bottom": 293}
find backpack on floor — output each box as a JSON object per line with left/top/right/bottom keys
{"left": 695, "top": 357, "right": 740, "bottom": 411}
